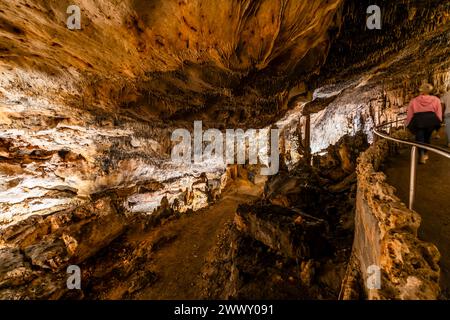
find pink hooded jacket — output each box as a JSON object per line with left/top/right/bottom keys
{"left": 406, "top": 94, "right": 442, "bottom": 126}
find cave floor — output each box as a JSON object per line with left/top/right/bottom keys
{"left": 383, "top": 130, "right": 450, "bottom": 299}
{"left": 129, "top": 178, "right": 264, "bottom": 300}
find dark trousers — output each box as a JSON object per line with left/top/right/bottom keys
{"left": 415, "top": 128, "right": 434, "bottom": 156}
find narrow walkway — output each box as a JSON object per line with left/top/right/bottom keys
{"left": 135, "top": 178, "right": 264, "bottom": 300}
{"left": 383, "top": 132, "right": 450, "bottom": 298}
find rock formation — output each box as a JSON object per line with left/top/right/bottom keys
{"left": 0, "top": 0, "right": 449, "bottom": 300}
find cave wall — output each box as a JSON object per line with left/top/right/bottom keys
{"left": 307, "top": 0, "right": 450, "bottom": 154}
{"left": 0, "top": 0, "right": 346, "bottom": 299}
{"left": 343, "top": 132, "right": 440, "bottom": 300}
{"left": 1, "top": 0, "right": 450, "bottom": 300}
{"left": 308, "top": 4, "right": 450, "bottom": 299}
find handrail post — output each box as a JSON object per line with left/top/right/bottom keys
{"left": 373, "top": 118, "right": 450, "bottom": 210}
{"left": 409, "top": 146, "right": 418, "bottom": 210}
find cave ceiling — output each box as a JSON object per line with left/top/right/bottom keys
{"left": 0, "top": 0, "right": 343, "bottom": 128}
{"left": 1, "top": 0, "right": 450, "bottom": 129}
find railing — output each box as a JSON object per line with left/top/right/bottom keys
{"left": 373, "top": 118, "right": 450, "bottom": 210}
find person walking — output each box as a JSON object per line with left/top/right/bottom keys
{"left": 406, "top": 83, "right": 442, "bottom": 164}
{"left": 440, "top": 88, "right": 450, "bottom": 147}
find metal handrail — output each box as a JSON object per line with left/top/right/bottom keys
{"left": 373, "top": 117, "right": 450, "bottom": 210}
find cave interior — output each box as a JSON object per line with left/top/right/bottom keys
{"left": 0, "top": 0, "right": 450, "bottom": 300}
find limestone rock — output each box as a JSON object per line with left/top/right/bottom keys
{"left": 235, "top": 204, "right": 330, "bottom": 260}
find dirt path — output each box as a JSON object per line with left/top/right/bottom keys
{"left": 134, "top": 179, "right": 264, "bottom": 300}
{"left": 383, "top": 131, "right": 450, "bottom": 298}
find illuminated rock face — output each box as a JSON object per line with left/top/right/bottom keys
{"left": 0, "top": 0, "right": 342, "bottom": 127}
{"left": 0, "top": 0, "right": 345, "bottom": 229}
{"left": 0, "top": 0, "right": 450, "bottom": 299}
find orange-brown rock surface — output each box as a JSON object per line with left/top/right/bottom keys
{"left": 1, "top": 0, "right": 450, "bottom": 300}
